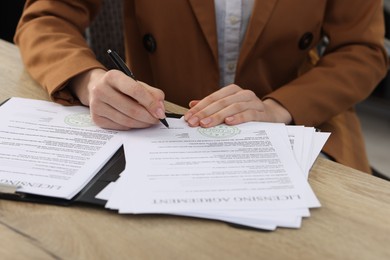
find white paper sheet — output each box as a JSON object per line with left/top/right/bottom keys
{"left": 0, "top": 97, "right": 122, "bottom": 199}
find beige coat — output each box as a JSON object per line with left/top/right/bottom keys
{"left": 15, "top": 0, "right": 388, "bottom": 173}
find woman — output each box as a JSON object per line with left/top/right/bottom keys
{"left": 14, "top": 0, "right": 388, "bottom": 173}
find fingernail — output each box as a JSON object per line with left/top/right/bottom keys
{"left": 188, "top": 116, "right": 199, "bottom": 125}
{"left": 200, "top": 117, "right": 211, "bottom": 125}
{"left": 156, "top": 108, "right": 165, "bottom": 119}
{"left": 225, "top": 116, "right": 234, "bottom": 123}
{"left": 184, "top": 112, "right": 192, "bottom": 121}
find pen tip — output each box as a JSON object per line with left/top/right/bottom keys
{"left": 161, "top": 118, "right": 169, "bottom": 128}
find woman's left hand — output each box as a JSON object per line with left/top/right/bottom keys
{"left": 184, "top": 84, "right": 292, "bottom": 128}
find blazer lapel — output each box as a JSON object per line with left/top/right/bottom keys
{"left": 188, "top": 0, "right": 218, "bottom": 63}
{"left": 188, "top": 0, "right": 279, "bottom": 71}
{"left": 238, "top": 0, "right": 279, "bottom": 69}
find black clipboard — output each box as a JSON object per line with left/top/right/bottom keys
{"left": 0, "top": 97, "right": 183, "bottom": 207}
{"left": 0, "top": 142, "right": 126, "bottom": 206}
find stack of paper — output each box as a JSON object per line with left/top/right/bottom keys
{"left": 0, "top": 97, "right": 123, "bottom": 199}
{"left": 98, "top": 118, "right": 330, "bottom": 230}
{"left": 0, "top": 98, "right": 329, "bottom": 230}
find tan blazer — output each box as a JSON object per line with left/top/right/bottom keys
{"left": 15, "top": 0, "right": 388, "bottom": 173}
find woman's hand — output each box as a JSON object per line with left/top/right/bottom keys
{"left": 70, "top": 68, "right": 166, "bottom": 130}
{"left": 184, "top": 84, "right": 292, "bottom": 128}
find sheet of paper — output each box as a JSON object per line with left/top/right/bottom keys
{"left": 100, "top": 176, "right": 309, "bottom": 229}
{"left": 308, "top": 132, "right": 331, "bottom": 171}
{"left": 286, "top": 125, "right": 305, "bottom": 170}
{"left": 0, "top": 97, "right": 122, "bottom": 199}
{"left": 286, "top": 126, "right": 330, "bottom": 178}
{"left": 177, "top": 207, "right": 308, "bottom": 229}
{"left": 107, "top": 119, "right": 320, "bottom": 216}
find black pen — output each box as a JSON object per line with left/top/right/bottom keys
{"left": 107, "top": 49, "right": 169, "bottom": 128}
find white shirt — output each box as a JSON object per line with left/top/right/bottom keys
{"left": 214, "top": 0, "right": 255, "bottom": 87}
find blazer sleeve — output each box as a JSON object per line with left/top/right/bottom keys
{"left": 14, "top": 0, "right": 105, "bottom": 105}
{"left": 265, "top": 0, "right": 388, "bottom": 127}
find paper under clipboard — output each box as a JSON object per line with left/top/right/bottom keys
{"left": 0, "top": 145, "right": 125, "bottom": 206}
{"left": 0, "top": 97, "right": 126, "bottom": 206}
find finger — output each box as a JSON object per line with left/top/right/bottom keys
{"left": 104, "top": 70, "right": 166, "bottom": 120}
{"left": 224, "top": 99, "right": 293, "bottom": 125}
{"left": 91, "top": 81, "right": 159, "bottom": 126}
{"left": 93, "top": 114, "right": 155, "bottom": 130}
{"left": 187, "top": 85, "right": 242, "bottom": 115}
{"left": 137, "top": 81, "right": 167, "bottom": 119}
{"left": 188, "top": 100, "right": 200, "bottom": 108}
{"left": 184, "top": 85, "right": 244, "bottom": 124}
{"left": 183, "top": 100, "right": 200, "bottom": 124}
{"left": 187, "top": 89, "right": 260, "bottom": 127}
{"left": 90, "top": 100, "right": 157, "bottom": 129}
{"left": 200, "top": 97, "right": 268, "bottom": 128}
{"left": 92, "top": 115, "right": 132, "bottom": 131}
{"left": 224, "top": 110, "right": 264, "bottom": 126}
{"left": 197, "top": 102, "right": 249, "bottom": 128}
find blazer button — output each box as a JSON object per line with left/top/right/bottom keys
{"left": 298, "top": 32, "right": 313, "bottom": 50}
{"left": 143, "top": 34, "right": 157, "bottom": 53}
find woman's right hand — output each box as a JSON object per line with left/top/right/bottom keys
{"left": 70, "top": 68, "right": 167, "bottom": 130}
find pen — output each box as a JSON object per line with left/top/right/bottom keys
{"left": 107, "top": 49, "right": 169, "bottom": 128}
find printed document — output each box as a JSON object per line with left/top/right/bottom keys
{"left": 0, "top": 98, "right": 122, "bottom": 199}
{"left": 102, "top": 118, "right": 324, "bottom": 229}
{"left": 0, "top": 97, "right": 329, "bottom": 230}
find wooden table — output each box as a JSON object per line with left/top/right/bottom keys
{"left": 1, "top": 39, "right": 390, "bottom": 260}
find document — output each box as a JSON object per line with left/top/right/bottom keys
{"left": 286, "top": 126, "right": 330, "bottom": 177}
{"left": 0, "top": 97, "right": 329, "bottom": 230}
{"left": 101, "top": 118, "right": 326, "bottom": 230}
{"left": 0, "top": 97, "right": 122, "bottom": 199}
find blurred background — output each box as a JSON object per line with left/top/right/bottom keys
{"left": 1, "top": 0, "right": 389, "bottom": 179}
